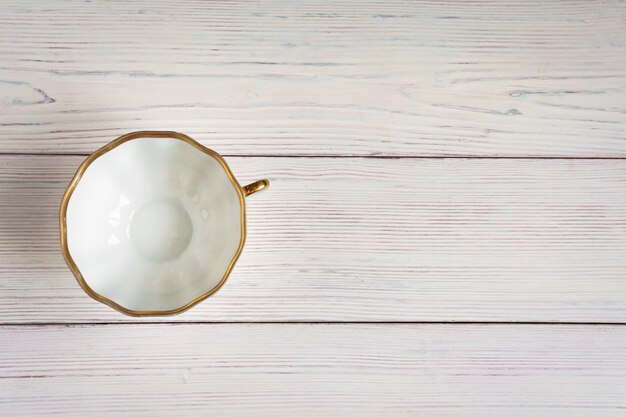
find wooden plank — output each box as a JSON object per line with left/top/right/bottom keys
{"left": 1, "top": 324, "right": 625, "bottom": 416}
{"left": 1, "top": 155, "right": 626, "bottom": 323}
{"left": 0, "top": 0, "right": 624, "bottom": 156}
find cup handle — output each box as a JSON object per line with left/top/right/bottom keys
{"left": 242, "top": 179, "right": 270, "bottom": 197}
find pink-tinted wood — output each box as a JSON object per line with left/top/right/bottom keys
{"left": 0, "top": 155, "right": 625, "bottom": 323}
{"left": 1, "top": 324, "right": 625, "bottom": 416}
{"left": 0, "top": 0, "right": 624, "bottom": 156}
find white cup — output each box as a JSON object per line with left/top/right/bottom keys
{"left": 60, "top": 131, "right": 269, "bottom": 316}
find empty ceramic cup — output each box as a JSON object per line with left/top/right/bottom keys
{"left": 60, "top": 131, "right": 269, "bottom": 316}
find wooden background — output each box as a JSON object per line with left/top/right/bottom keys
{"left": 1, "top": 0, "right": 625, "bottom": 415}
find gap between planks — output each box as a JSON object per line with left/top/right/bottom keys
{"left": 2, "top": 321, "right": 626, "bottom": 327}
{"left": 2, "top": 152, "right": 626, "bottom": 160}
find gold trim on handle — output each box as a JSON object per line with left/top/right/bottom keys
{"left": 243, "top": 179, "right": 270, "bottom": 197}
{"left": 59, "top": 130, "right": 266, "bottom": 317}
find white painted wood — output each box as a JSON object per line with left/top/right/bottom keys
{"left": 1, "top": 2, "right": 625, "bottom": 414}
{"left": 1, "top": 324, "right": 625, "bottom": 416}
{"left": 1, "top": 0, "right": 624, "bottom": 156}
{"left": 1, "top": 155, "right": 625, "bottom": 323}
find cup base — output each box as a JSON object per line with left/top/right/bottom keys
{"left": 129, "top": 199, "right": 193, "bottom": 263}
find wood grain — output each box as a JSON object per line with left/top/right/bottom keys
{"left": 1, "top": 155, "right": 625, "bottom": 323}
{"left": 1, "top": 2, "right": 625, "bottom": 414}
{"left": 1, "top": 0, "right": 625, "bottom": 156}
{"left": 1, "top": 324, "right": 625, "bottom": 416}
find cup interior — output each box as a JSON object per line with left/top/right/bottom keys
{"left": 63, "top": 135, "right": 244, "bottom": 313}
